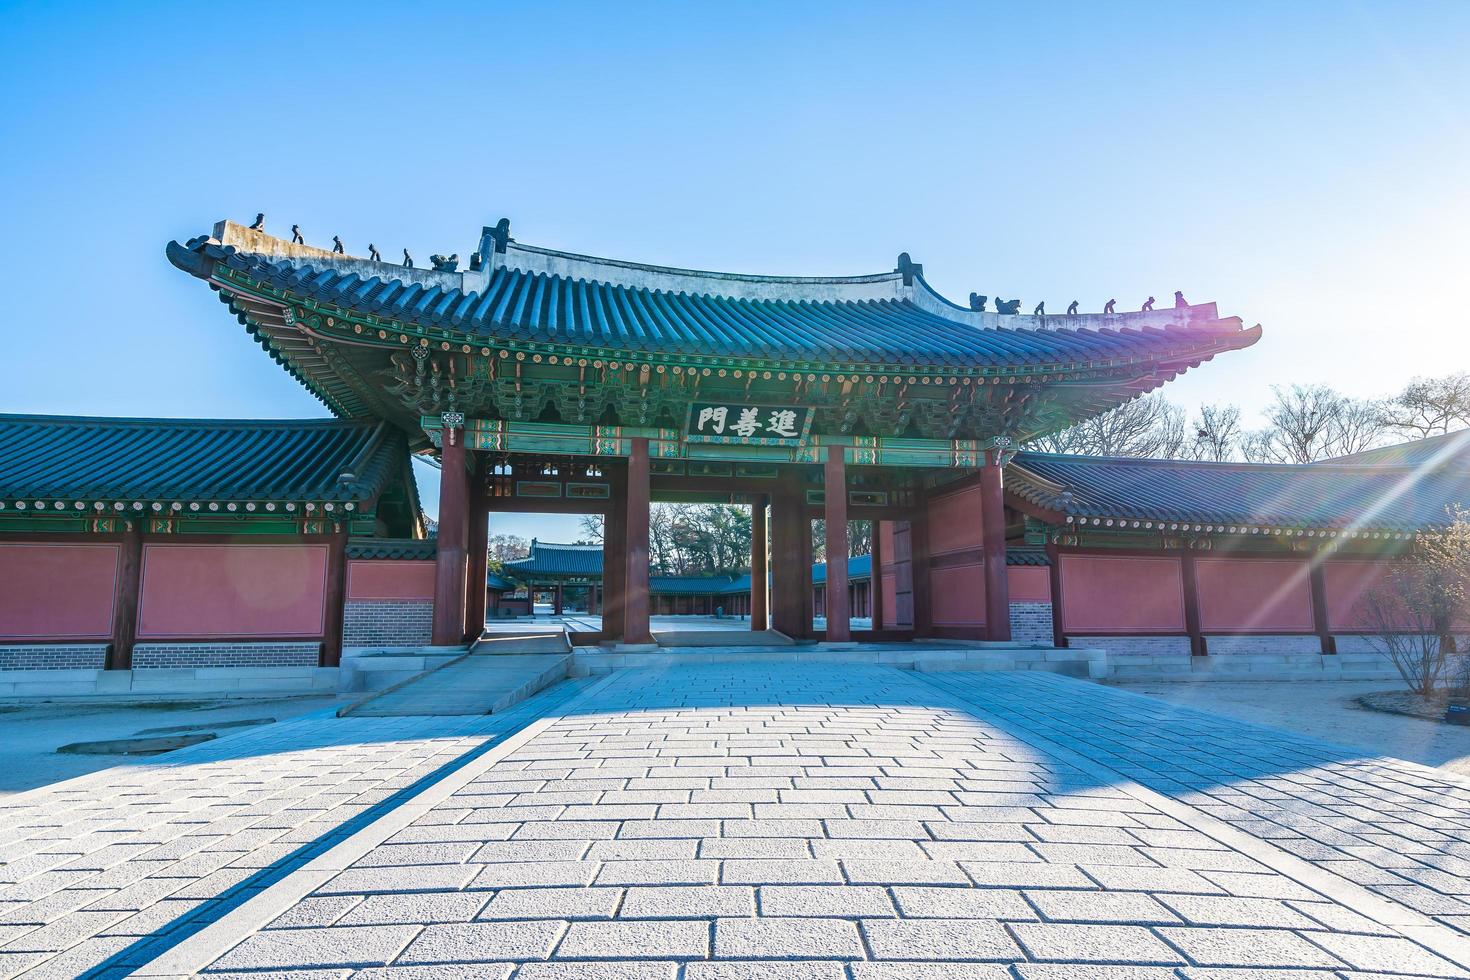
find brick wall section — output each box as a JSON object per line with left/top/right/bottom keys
{"left": 1079, "top": 635, "right": 1194, "bottom": 657}
{"left": 0, "top": 645, "right": 108, "bottom": 670}
{"left": 1008, "top": 601, "right": 1054, "bottom": 645}
{"left": 342, "top": 600, "right": 433, "bottom": 647}
{"left": 1204, "top": 634, "right": 1323, "bottom": 654}
{"left": 131, "top": 643, "right": 320, "bottom": 669}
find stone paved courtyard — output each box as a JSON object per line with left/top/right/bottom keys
{"left": 7, "top": 665, "right": 1470, "bottom": 978}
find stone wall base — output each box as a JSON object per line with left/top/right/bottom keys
{"left": 1009, "top": 602, "right": 1054, "bottom": 645}
{"left": 1204, "top": 634, "right": 1323, "bottom": 655}
{"left": 343, "top": 600, "right": 433, "bottom": 647}
{"left": 0, "top": 666, "right": 339, "bottom": 699}
{"left": 0, "top": 644, "right": 108, "bottom": 671}
{"left": 131, "top": 643, "right": 320, "bottom": 669}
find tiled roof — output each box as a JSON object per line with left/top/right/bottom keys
{"left": 812, "top": 555, "right": 873, "bottom": 584}
{"left": 1008, "top": 450, "right": 1470, "bottom": 533}
{"left": 170, "top": 227, "right": 1259, "bottom": 371}
{"left": 486, "top": 572, "right": 516, "bottom": 592}
{"left": 0, "top": 415, "right": 410, "bottom": 505}
{"left": 502, "top": 540, "right": 603, "bottom": 577}
{"left": 1325, "top": 430, "right": 1470, "bottom": 470}
{"left": 650, "top": 575, "right": 746, "bottom": 595}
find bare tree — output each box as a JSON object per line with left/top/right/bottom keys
{"left": 487, "top": 533, "right": 530, "bottom": 563}
{"left": 1385, "top": 372, "right": 1470, "bottom": 439}
{"left": 577, "top": 515, "right": 604, "bottom": 544}
{"left": 1243, "top": 384, "right": 1388, "bottom": 463}
{"left": 1362, "top": 507, "right": 1470, "bottom": 697}
{"left": 1029, "top": 393, "right": 1187, "bottom": 459}
{"left": 1184, "top": 404, "right": 1243, "bottom": 461}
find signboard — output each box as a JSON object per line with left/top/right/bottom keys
{"left": 686, "top": 403, "right": 813, "bottom": 446}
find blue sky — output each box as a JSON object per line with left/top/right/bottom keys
{"left": 3, "top": 1, "right": 1467, "bottom": 535}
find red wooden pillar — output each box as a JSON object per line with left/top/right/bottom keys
{"left": 870, "top": 521, "right": 885, "bottom": 631}
{"left": 1182, "top": 549, "right": 1205, "bottom": 657}
{"left": 109, "top": 523, "right": 144, "bottom": 670}
{"left": 464, "top": 458, "right": 488, "bottom": 643}
{"left": 824, "top": 451, "right": 851, "bottom": 642}
{"left": 910, "top": 496, "right": 934, "bottom": 637}
{"left": 431, "top": 419, "right": 469, "bottom": 646}
{"left": 1308, "top": 559, "right": 1337, "bottom": 654}
{"left": 771, "top": 469, "right": 816, "bottom": 638}
{"left": 322, "top": 524, "right": 348, "bottom": 667}
{"left": 554, "top": 583, "right": 564, "bottom": 616}
{"left": 623, "top": 438, "right": 652, "bottom": 644}
{"left": 980, "top": 450, "right": 1011, "bottom": 641}
{"left": 750, "top": 496, "right": 768, "bottom": 631}
{"left": 1046, "top": 541, "right": 1067, "bottom": 647}
{"left": 603, "top": 471, "right": 627, "bottom": 640}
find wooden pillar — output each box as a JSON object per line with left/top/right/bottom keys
{"left": 109, "top": 524, "right": 144, "bottom": 670}
{"left": 980, "top": 451, "right": 1011, "bottom": 641}
{"left": 431, "top": 420, "right": 469, "bottom": 645}
{"left": 870, "top": 520, "right": 885, "bottom": 632}
{"left": 1046, "top": 541, "right": 1067, "bottom": 647}
{"left": 911, "top": 498, "right": 933, "bottom": 637}
{"left": 603, "top": 468, "right": 627, "bottom": 640}
{"left": 823, "top": 450, "right": 851, "bottom": 642}
{"left": 554, "top": 583, "right": 564, "bottom": 616}
{"left": 750, "top": 496, "right": 768, "bottom": 631}
{"left": 1309, "top": 559, "right": 1336, "bottom": 654}
{"left": 1182, "top": 549, "right": 1205, "bottom": 657}
{"left": 623, "top": 438, "right": 652, "bottom": 644}
{"left": 770, "top": 469, "right": 809, "bottom": 638}
{"left": 464, "top": 458, "right": 488, "bottom": 643}
{"left": 321, "top": 524, "right": 348, "bottom": 667}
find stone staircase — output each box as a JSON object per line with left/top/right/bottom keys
{"left": 339, "top": 632, "right": 573, "bottom": 717}
{"left": 653, "top": 629, "right": 794, "bottom": 648}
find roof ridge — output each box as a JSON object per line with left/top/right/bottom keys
{"left": 1013, "top": 449, "right": 1425, "bottom": 475}
{"left": 0, "top": 414, "right": 379, "bottom": 428}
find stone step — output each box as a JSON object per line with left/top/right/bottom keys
{"left": 653, "top": 629, "right": 793, "bottom": 648}
{"left": 340, "top": 633, "right": 572, "bottom": 716}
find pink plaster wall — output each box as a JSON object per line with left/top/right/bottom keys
{"left": 346, "top": 560, "right": 436, "bottom": 601}
{"left": 1059, "top": 555, "right": 1185, "bottom": 632}
{"left": 0, "top": 542, "right": 119, "bottom": 640}
{"left": 925, "top": 486, "right": 983, "bottom": 556}
{"left": 1194, "top": 558, "right": 1314, "bottom": 633}
{"left": 1007, "top": 566, "right": 1051, "bottom": 603}
{"left": 1324, "top": 560, "right": 1420, "bottom": 631}
{"left": 930, "top": 562, "right": 986, "bottom": 626}
{"left": 138, "top": 544, "right": 328, "bottom": 638}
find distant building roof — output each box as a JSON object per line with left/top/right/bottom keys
{"left": 0, "top": 415, "right": 415, "bottom": 508}
{"left": 1324, "top": 429, "right": 1470, "bottom": 470}
{"left": 1008, "top": 446, "right": 1470, "bottom": 534}
{"left": 503, "top": 540, "right": 603, "bottom": 577}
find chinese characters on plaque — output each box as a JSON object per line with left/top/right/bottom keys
{"left": 686, "top": 403, "right": 811, "bottom": 445}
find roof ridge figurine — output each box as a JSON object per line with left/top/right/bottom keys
{"left": 248, "top": 213, "right": 265, "bottom": 231}
{"left": 403, "top": 249, "right": 413, "bottom": 269}
{"left": 368, "top": 244, "right": 381, "bottom": 262}
{"left": 291, "top": 225, "right": 303, "bottom": 245}
{"left": 332, "top": 236, "right": 345, "bottom": 255}
{"left": 430, "top": 254, "right": 460, "bottom": 273}
{"left": 968, "top": 293, "right": 987, "bottom": 312}
{"left": 1104, "top": 298, "right": 1116, "bottom": 314}
{"left": 995, "top": 298, "right": 1021, "bottom": 315}
{"left": 1033, "top": 301, "right": 1045, "bottom": 316}
{"left": 1175, "top": 289, "right": 1188, "bottom": 308}
{"left": 1142, "top": 295, "right": 1156, "bottom": 311}
{"left": 1066, "top": 300, "right": 1079, "bottom": 315}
